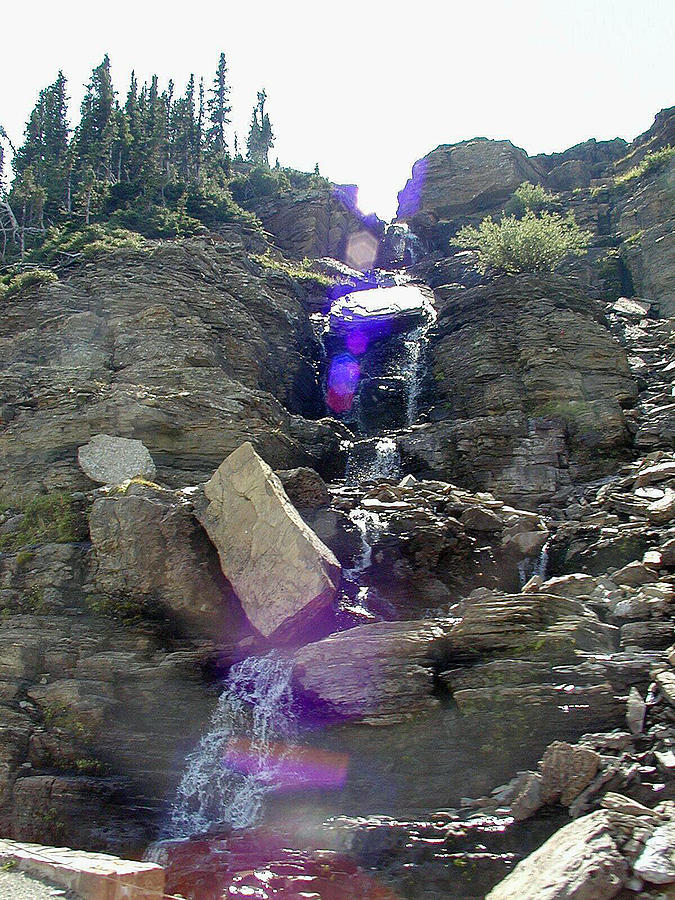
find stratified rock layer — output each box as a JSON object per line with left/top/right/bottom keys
{"left": 0, "top": 236, "right": 345, "bottom": 500}
{"left": 400, "top": 275, "right": 637, "bottom": 507}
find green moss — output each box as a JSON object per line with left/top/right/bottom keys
{"left": 84, "top": 592, "right": 156, "bottom": 625}
{"left": 0, "top": 586, "right": 50, "bottom": 617}
{"left": 15, "top": 550, "right": 35, "bottom": 567}
{"left": 624, "top": 229, "right": 644, "bottom": 246}
{"left": 43, "top": 702, "right": 93, "bottom": 741}
{"left": 0, "top": 492, "right": 83, "bottom": 552}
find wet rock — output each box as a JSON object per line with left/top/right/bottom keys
{"left": 197, "top": 442, "right": 341, "bottom": 640}
{"left": 78, "top": 434, "right": 156, "bottom": 486}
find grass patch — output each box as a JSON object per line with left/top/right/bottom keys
{"left": 624, "top": 229, "right": 644, "bottom": 246}
{"left": 84, "top": 592, "right": 158, "bottom": 625}
{"left": 0, "top": 586, "right": 51, "bottom": 617}
{"left": 0, "top": 492, "right": 83, "bottom": 552}
{"left": 252, "top": 251, "right": 334, "bottom": 285}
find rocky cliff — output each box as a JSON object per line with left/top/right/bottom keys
{"left": 0, "top": 105, "right": 674, "bottom": 900}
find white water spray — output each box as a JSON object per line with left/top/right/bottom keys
{"left": 166, "top": 652, "right": 295, "bottom": 838}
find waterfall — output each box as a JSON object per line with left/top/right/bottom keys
{"left": 535, "top": 538, "right": 551, "bottom": 580}
{"left": 399, "top": 321, "right": 432, "bottom": 426}
{"left": 345, "top": 436, "right": 401, "bottom": 483}
{"left": 166, "top": 652, "right": 296, "bottom": 838}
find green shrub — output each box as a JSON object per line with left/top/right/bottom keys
{"left": 28, "top": 223, "right": 147, "bottom": 266}
{"left": 504, "top": 181, "right": 558, "bottom": 217}
{"left": 613, "top": 145, "right": 674, "bottom": 187}
{"left": 0, "top": 492, "right": 82, "bottom": 552}
{"left": 453, "top": 210, "right": 592, "bottom": 274}
{"left": 108, "top": 205, "right": 203, "bottom": 238}
{"left": 0, "top": 269, "right": 58, "bottom": 300}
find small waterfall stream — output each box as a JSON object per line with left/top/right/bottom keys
{"left": 166, "top": 271, "right": 437, "bottom": 844}
{"left": 167, "top": 652, "right": 296, "bottom": 838}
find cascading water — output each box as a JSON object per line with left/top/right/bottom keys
{"left": 399, "top": 320, "right": 433, "bottom": 426}
{"left": 166, "top": 652, "right": 296, "bottom": 838}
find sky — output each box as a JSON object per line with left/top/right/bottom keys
{"left": 1, "top": 0, "right": 673, "bottom": 220}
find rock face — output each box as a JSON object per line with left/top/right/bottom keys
{"left": 0, "top": 236, "right": 346, "bottom": 500}
{"left": 246, "top": 182, "right": 382, "bottom": 266}
{"left": 78, "top": 434, "right": 156, "bottom": 485}
{"left": 400, "top": 275, "right": 637, "bottom": 507}
{"left": 397, "top": 138, "right": 545, "bottom": 241}
{"left": 197, "top": 442, "right": 341, "bottom": 640}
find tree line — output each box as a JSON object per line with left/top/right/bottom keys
{"left": 0, "top": 53, "right": 278, "bottom": 260}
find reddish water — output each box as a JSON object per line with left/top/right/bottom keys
{"left": 159, "top": 828, "right": 400, "bottom": 900}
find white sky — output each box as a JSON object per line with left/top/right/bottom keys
{"left": 1, "top": 0, "right": 673, "bottom": 220}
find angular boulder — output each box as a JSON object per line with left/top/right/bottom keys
{"left": 198, "top": 442, "right": 341, "bottom": 639}
{"left": 486, "top": 809, "right": 631, "bottom": 899}
{"left": 78, "top": 434, "right": 156, "bottom": 486}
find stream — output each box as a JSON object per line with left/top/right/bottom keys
{"left": 153, "top": 273, "right": 528, "bottom": 898}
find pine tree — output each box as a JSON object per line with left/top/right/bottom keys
{"left": 246, "top": 90, "right": 275, "bottom": 165}
{"left": 12, "top": 72, "right": 70, "bottom": 220}
{"left": 75, "top": 55, "right": 116, "bottom": 183}
{"left": 206, "top": 52, "right": 231, "bottom": 160}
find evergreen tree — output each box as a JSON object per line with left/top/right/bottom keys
{"left": 12, "top": 72, "right": 70, "bottom": 219}
{"left": 246, "top": 89, "right": 274, "bottom": 165}
{"left": 74, "top": 55, "right": 116, "bottom": 184}
{"left": 206, "top": 52, "right": 231, "bottom": 159}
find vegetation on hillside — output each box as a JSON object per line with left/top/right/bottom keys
{"left": 0, "top": 53, "right": 329, "bottom": 265}
{"left": 453, "top": 191, "right": 592, "bottom": 274}
{"left": 504, "top": 181, "right": 558, "bottom": 217}
{"left": 613, "top": 144, "right": 674, "bottom": 186}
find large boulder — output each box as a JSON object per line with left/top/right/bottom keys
{"left": 245, "top": 182, "right": 383, "bottom": 266}
{"left": 89, "top": 483, "right": 242, "bottom": 637}
{"left": 197, "top": 443, "right": 341, "bottom": 640}
{"left": 78, "top": 434, "right": 156, "bottom": 486}
{"left": 397, "top": 138, "right": 545, "bottom": 242}
{"left": 486, "top": 808, "right": 631, "bottom": 900}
